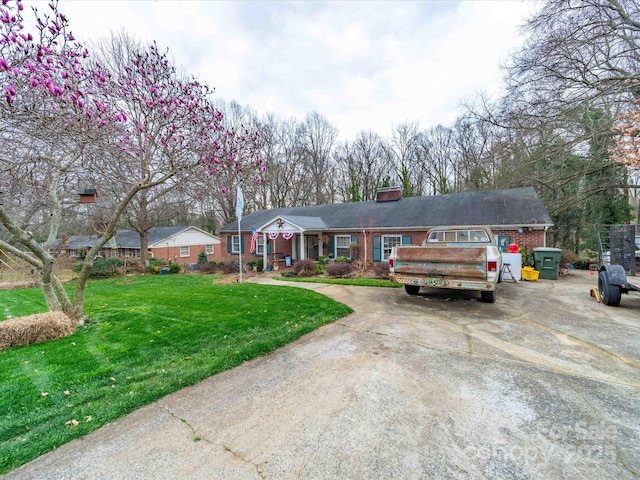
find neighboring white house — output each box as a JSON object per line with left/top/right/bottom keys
{"left": 59, "top": 226, "right": 221, "bottom": 264}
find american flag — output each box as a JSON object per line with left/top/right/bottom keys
{"left": 250, "top": 228, "right": 259, "bottom": 253}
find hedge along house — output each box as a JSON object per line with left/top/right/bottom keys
{"left": 219, "top": 186, "right": 554, "bottom": 267}
{"left": 58, "top": 226, "right": 222, "bottom": 265}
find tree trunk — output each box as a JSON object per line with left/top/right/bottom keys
{"left": 140, "top": 229, "right": 149, "bottom": 264}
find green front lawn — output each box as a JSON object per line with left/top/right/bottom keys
{"left": 0, "top": 275, "right": 352, "bottom": 474}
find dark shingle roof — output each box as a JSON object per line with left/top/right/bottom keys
{"left": 221, "top": 187, "right": 553, "bottom": 233}
{"left": 115, "top": 226, "right": 187, "bottom": 247}
{"left": 63, "top": 226, "right": 195, "bottom": 250}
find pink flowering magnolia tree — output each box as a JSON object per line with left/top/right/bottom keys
{"left": 0, "top": 0, "right": 264, "bottom": 323}
{"left": 91, "top": 35, "right": 265, "bottom": 263}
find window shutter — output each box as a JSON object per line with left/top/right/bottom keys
{"left": 227, "top": 235, "right": 232, "bottom": 253}
{"left": 402, "top": 235, "right": 412, "bottom": 245}
{"left": 373, "top": 236, "right": 381, "bottom": 262}
{"left": 240, "top": 235, "right": 245, "bottom": 254}
{"left": 328, "top": 236, "right": 335, "bottom": 257}
{"left": 267, "top": 239, "right": 272, "bottom": 254}
{"left": 351, "top": 235, "right": 357, "bottom": 243}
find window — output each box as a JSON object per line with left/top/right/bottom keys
{"left": 335, "top": 235, "right": 351, "bottom": 258}
{"left": 428, "top": 229, "right": 489, "bottom": 243}
{"left": 69, "top": 249, "right": 78, "bottom": 257}
{"left": 382, "top": 235, "right": 402, "bottom": 260}
{"left": 255, "top": 236, "right": 264, "bottom": 255}
{"left": 180, "top": 246, "right": 190, "bottom": 257}
{"left": 231, "top": 235, "right": 241, "bottom": 254}
{"left": 205, "top": 244, "right": 214, "bottom": 255}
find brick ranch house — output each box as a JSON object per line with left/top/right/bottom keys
{"left": 219, "top": 186, "right": 553, "bottom": 268}
{"left": 58, "top": 226, "right": 222, "bottom": 265}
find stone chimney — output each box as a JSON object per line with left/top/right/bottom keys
{"left": 376, "top": 186, "right": 402, "bottom": 202}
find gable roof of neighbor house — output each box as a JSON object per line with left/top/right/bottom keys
{"left": 61, "top": 226, "right": 219, "bottom": 250}
{"left": 220, "top": 187, "right": 553, "bottom": 233}
{"left": 114, "top": 226, "right": 190, "bottom": 248}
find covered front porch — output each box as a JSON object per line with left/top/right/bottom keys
{"left": 255, "top": 215, "right": 327, "bottom": 268}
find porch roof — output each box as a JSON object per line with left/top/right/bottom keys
{"left": 257, "top": 215, "right": 327, "bottom": 233}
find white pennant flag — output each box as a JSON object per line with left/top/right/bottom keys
{"left": 236, "top": 184, "right": 244, "bottom": 220}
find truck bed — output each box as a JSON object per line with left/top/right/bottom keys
{"left": 391, "top": 245, "right": 487, "bottom": 280}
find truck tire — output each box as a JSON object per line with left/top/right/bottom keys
{"left": 480, "top": 290, "right": 496, "bottom": 303}
{"left": 404, "top": 285, "right": 420, "bottom": 295}
{"left": 598, "top": 270, "right": 621, "bottom": 306}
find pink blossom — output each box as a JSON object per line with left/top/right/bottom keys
{"left": 0, "top": 58, "right": 8, "bottom": 71}
{"left": 6, "top": 84, "right": 16, "bottom": 96}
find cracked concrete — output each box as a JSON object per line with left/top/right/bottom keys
{"left": 3, "top": 270, "right": 640, "bottom": 479}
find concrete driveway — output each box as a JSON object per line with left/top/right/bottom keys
{"left": 4, "top": 271, "right": 640, "bottom": 479}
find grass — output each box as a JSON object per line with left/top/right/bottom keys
{"left": 0, "top": 274, "right": 353, "bottom": 474}
{"left": 274, "top": 275, "right": 403, "bottom": 288}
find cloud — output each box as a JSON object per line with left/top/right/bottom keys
{"left": 30, "top": 0, "right": 536, "bottom": 140}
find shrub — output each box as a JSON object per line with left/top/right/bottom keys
{"left": 87, "top": 258, "right": 124, "bottom": 278}
{"left": 197, "top": 262, "right": 218, "bottom": 274}
{"left": 335, "top": 255, "right": 349, "bottom": 263}
{"left": 293, "top": 259, "right": 317, "bottom": 277}
{"left": 372, "top": 262, "right": 390, "bottom": 279}
{"left": 221, "top": 261, "right": 240, "bottom": 274}
{"left": 168, "top": 263, "right": 181, "bottom": 274}
{"left": 576, "top": 249, "right": 599, "bottom": 270}
{"left": 326, "top": 262, "right": 354, "bottom": 278}
{"left": 349, "top": 242, "right": 360, "bottom": 259}
{"left": 520, "top": 248, "right": 534, "bottom": 267}
{"left": 122, "top": 259, "right": 145, "bottom": 275}
{"left": 256, "top": 258, "right": 264, "bottom": 271}
{"left": 560, "top": 249, "right": 579, "bottom": 266}
{"left": 197, "top": 250, "right": 208, "bottom": 264}
{"left": 148, "top": 257, "right": 164, "bottom": 273}
{"left": 74, "top": 258, "right": 141, "bottom": 277}
{"left": 317, "top": 255, "right": 329, "bottom": 265}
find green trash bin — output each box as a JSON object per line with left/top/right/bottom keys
{"left": 533, "top": 247, "right": 562, "bottom": 280}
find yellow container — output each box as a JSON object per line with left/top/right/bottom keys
{"left": 521, "top": 267, "right": 539, "bottom": 281}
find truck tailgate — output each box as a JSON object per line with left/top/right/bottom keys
{"left": 392, "top": 245, "right": 487, "bottom": 280}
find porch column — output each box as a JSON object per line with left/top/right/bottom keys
{"left": 318, "top": 233, "right": 323, "bottom": 257}
{"left": 299, "top": 231, "right": 305, "bottom": 260}
{"left": 262, "top": 232, "right": 267, "bottom": 268}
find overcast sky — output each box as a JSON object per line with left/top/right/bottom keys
{"left": 32, "top": 0, "right": 538, "bottom": 140}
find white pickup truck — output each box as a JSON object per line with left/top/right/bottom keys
{"left": 388, "top": 225, "right": 502, "bottom": 303}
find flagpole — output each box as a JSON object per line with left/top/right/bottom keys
{"left": 236, "top": 182, "right": 244, "bottom": 283}
{"left": 238, "top": 216, "right": 242, "bottom": 283}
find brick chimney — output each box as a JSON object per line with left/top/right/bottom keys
{"left": 376, "top": 186, "right": 402, "bottom": 202}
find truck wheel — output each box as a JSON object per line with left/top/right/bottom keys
{"left": 480, "top": 290, "right": 496, "bottom": 303}
{"left": 598, "top": 270, "right": 621, "bottom": 306}
{"left": 404, "top": 285, "right": 420, "bottom": 295}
